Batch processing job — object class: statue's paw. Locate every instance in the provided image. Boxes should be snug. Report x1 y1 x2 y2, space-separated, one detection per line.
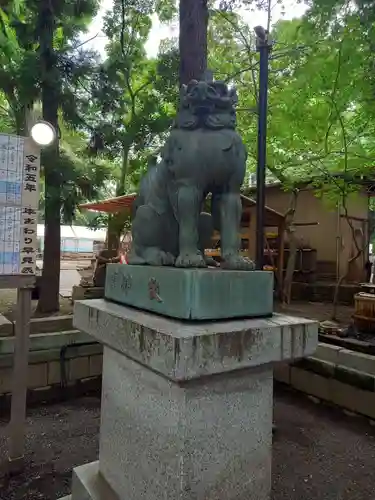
162 252 176 266
175 252 207 268
221 255 255 271
204 256 220 268
127 252 146 265
135 248 174 266
149 250 175 266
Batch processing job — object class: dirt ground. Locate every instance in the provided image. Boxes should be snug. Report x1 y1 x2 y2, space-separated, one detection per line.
0 289 73 321
0 387 374 500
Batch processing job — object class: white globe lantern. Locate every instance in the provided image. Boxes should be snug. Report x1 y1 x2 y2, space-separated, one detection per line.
30 120 56 147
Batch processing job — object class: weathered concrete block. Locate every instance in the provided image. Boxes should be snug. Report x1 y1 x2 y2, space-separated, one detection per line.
69 357 90 381
290 366 330 401
72 286 104 303
30 315 73 335
314 343 342 364
48 360 61 385
58 463 118 500
0 330 92 355
0 367 12 393
28 363 48 389
105 264 274 320
0 362 48 394
73 299 318 381
297 357 335 378
99 349 273 500
89 354 103 377
329 379 375 419
0 314 13 337
337 349 375 376
70 462 118 500
67 299 318 500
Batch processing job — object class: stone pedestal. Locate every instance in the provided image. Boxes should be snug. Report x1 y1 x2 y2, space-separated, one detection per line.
60 298 318 500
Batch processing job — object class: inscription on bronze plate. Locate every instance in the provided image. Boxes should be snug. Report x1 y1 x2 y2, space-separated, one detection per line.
109 270 119 289
148 278 162 302
120 273 132 294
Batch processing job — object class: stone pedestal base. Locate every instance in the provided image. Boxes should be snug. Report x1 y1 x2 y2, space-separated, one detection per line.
67 461 118 500
100 350 273 500
105 264 274 320
61 299 318 500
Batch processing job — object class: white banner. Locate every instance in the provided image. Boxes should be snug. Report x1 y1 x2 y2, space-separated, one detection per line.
0 134 40 275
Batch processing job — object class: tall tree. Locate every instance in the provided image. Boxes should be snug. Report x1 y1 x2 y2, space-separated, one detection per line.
177 0 273 85
38 122 112 226
81 0 176 246
0 0 102 312
207 11 375 189
179 0 209 84
36 0 100 312
38 0 61 312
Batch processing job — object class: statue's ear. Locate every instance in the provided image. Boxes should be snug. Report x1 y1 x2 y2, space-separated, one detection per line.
214 81 227 95
229 87 238 105
186 80 199 93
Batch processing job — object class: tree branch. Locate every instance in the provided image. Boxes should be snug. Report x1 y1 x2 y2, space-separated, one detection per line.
74 33 99 50
215 9 259 102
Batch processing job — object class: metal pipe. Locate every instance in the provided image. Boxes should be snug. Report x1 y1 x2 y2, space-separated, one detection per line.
255 27 272 270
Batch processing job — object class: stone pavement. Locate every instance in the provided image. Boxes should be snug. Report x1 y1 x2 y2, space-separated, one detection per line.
0 387 374 499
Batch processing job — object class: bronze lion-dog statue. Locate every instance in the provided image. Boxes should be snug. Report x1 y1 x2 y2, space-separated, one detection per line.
128 77 254 271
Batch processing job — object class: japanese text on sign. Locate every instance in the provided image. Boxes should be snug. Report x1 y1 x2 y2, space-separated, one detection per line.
0 134 40 275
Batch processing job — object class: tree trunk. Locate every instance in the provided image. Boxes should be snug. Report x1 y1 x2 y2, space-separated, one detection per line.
179 0 209 85
14 104 33 137
106 146 130 251
117 146 129 196
36 2 61 313
15 108 26 137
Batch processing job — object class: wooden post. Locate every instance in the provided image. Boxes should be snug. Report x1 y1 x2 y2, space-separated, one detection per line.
247 209 252 257
7 286 32 472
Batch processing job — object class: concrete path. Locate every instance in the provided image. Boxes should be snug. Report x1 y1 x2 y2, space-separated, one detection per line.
36 260 88 297
58 270 81 297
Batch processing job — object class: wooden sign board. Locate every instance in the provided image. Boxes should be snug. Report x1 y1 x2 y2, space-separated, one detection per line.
0 134 40 276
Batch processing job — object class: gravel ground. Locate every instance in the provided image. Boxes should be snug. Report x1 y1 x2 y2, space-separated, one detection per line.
1 387 374 500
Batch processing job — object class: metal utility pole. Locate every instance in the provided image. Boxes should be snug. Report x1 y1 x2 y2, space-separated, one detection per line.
254 26 272 270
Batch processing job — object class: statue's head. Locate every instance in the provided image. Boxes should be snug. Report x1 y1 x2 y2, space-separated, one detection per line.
180 79 237 116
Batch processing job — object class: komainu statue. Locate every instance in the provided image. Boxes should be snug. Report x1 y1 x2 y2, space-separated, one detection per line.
128 77 254 271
